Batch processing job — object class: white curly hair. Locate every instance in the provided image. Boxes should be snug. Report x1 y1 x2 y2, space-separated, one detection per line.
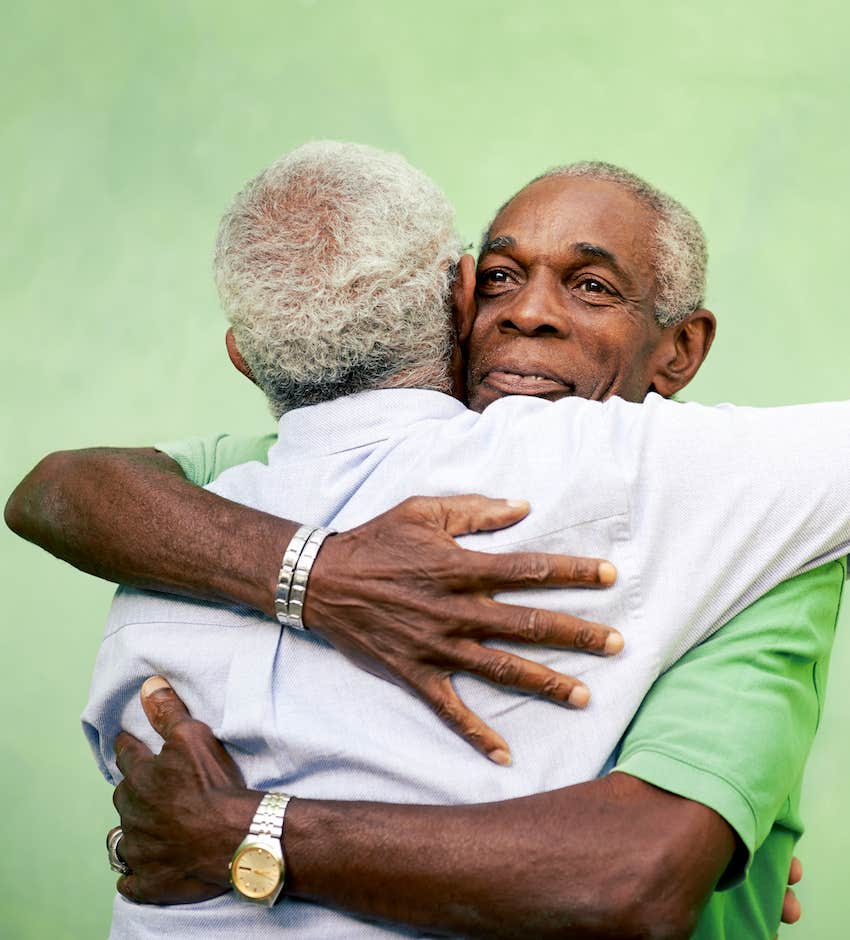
482 161 707 328
215 141 462 417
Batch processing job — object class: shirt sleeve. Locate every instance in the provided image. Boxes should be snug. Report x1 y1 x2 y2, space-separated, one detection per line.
155 432 277 486
615 558 845 886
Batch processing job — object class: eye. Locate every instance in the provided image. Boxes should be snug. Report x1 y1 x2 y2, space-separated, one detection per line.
572 275 618 305
578 277 610 294
476 267 518 296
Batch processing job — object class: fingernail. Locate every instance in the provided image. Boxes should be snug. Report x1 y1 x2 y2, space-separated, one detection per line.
604 631 624 655
488 748 512 766
598 562 617 585
568 685 590 708
140 676 171 699
505 499 529 511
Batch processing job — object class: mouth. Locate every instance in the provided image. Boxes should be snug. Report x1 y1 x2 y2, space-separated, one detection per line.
481 370 575 398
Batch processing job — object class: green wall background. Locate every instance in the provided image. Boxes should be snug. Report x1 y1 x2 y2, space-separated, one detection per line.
2 2 848 936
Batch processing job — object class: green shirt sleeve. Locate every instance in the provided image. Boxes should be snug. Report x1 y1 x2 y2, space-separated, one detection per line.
155 432 278 485
615 559 844 892
617 561 844 940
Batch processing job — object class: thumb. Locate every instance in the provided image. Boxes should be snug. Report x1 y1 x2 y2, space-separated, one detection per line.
140 676 193 740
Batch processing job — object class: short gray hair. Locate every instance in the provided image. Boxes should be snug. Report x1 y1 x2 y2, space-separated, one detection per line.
482 161 707 327
215 141 462 417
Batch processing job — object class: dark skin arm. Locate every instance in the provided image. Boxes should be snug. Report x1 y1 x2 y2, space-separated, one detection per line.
5 446 621 762
5 448 285 613
114 679 735 940
283 783 728 940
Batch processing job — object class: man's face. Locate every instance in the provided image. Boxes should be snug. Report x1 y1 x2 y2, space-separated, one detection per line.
466 176 669 412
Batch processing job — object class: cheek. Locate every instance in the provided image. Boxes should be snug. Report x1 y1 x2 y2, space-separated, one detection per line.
466 316 496 372
575 326 652 396
607 334 658 397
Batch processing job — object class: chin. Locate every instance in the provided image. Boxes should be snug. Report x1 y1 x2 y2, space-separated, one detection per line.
466 387 494 414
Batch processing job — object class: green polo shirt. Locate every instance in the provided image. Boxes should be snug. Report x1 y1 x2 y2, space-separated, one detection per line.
157 432 844 940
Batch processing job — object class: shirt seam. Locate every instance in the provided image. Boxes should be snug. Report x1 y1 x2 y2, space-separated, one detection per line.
103 616 266 640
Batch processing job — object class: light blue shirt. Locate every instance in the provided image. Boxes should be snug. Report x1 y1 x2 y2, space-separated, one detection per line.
83 389 850 938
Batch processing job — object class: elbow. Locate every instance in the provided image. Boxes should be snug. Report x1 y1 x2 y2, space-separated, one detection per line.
475 853 700 940
4 485 24 536
600 860 701 940
4 474 34 538
561 854 700 940
5 450 75 540
544 896 695 940
610 899 697 940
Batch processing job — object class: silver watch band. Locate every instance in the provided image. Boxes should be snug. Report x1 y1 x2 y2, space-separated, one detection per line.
249 792 291 840
274 525 335 631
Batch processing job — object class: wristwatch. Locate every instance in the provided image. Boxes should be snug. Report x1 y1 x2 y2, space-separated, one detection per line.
229 792 291 906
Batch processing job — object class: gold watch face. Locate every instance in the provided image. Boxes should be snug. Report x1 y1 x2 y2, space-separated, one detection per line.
231 844 283 900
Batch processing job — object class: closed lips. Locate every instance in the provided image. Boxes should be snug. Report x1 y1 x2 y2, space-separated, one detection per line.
483 370 574 396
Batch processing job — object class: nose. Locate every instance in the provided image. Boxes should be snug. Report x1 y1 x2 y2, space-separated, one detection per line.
498 275 569 337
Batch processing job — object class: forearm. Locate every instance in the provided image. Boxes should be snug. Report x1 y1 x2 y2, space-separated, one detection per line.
4 448 291 616
215 775 734 939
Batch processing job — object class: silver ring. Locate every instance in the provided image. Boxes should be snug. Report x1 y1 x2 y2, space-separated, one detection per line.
107 825 132 876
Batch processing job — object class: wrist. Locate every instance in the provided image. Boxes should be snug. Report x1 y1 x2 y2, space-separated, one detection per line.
259 521 301 619
200 789 266 887
275 797 325 898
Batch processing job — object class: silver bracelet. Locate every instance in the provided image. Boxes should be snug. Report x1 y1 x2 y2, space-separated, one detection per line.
274 525 334 630
274 525 314 625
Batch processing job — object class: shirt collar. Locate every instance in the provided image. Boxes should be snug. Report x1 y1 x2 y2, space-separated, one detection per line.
270 388 467 458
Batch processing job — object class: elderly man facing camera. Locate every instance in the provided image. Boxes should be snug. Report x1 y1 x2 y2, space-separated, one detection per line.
8 144 847 939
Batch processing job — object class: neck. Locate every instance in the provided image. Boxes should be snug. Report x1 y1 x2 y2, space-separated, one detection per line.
379 362 458 401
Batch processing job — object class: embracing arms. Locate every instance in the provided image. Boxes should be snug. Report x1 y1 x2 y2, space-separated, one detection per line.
108 561 841 937
7 444 828 936
113 554 840 940
115 678 734 940
5 444 620 760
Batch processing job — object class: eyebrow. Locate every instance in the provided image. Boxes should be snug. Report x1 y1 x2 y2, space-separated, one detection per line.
573 242 631 284
480 235 517 255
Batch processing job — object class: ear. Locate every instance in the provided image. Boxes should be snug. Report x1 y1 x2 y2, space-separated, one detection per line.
225 328 257 384
449 254 477 402
451 254 477 343
649 309 716 398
